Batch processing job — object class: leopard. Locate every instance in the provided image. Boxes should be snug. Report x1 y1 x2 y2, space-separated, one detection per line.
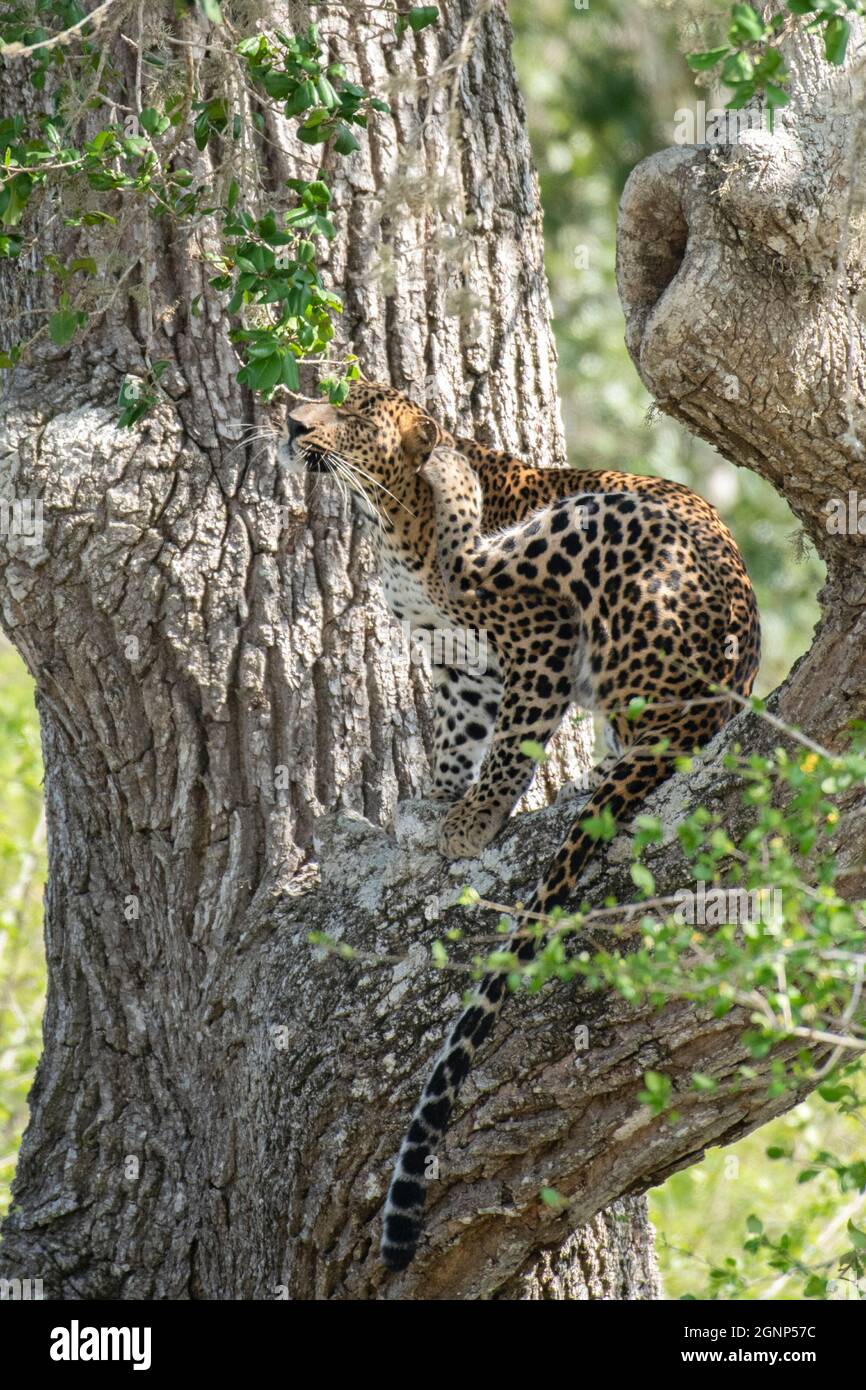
281 380 760 1273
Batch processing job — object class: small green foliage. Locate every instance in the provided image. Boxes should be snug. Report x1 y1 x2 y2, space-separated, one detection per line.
431 940 449 967
239 26 389 150
439 720 866 1303
630 862 655 898
520 738 548 764
117 361 168 429
47 301 86 346
396 7 440 37
687 2 863 110
456 886 480 907
639 1069 673 1115
0 11 397 420
579 806 617 841
540 1185 568 1209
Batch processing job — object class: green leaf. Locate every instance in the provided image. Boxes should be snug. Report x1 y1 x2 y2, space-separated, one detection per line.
824 16 850 66
78 211 117 227
297 122 333 146
804 1275 828 1298
285 80 318 116
397 5 440 35
116 375 155 428
722 51 754 83
847 1219 866 1249
280 353 300 390
138 107 168 136
728 4 766 43
316 76 340 109
630 862 655 897
726 80 757 109
764 82 790 108
540 1186 567 1209
327 378 350 405
817 1082 852 1102
687 46 731 71
520 739 548 765
581 807 616 841
456 886 480 907
254 353 284 396
197 0 223 24
333 124 360 155
48 308 86 346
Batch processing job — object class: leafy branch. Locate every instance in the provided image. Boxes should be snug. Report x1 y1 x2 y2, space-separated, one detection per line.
687 2 863 110
0 3 441 418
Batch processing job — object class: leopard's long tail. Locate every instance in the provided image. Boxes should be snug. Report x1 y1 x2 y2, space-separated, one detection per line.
380 747 674 1273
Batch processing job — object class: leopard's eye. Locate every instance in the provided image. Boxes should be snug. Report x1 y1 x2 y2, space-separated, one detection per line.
340 411 377 429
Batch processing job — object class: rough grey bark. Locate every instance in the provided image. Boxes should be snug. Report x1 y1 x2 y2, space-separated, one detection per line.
0 0 662 1300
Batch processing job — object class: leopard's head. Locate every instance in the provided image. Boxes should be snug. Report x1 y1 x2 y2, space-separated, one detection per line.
280 381 442 524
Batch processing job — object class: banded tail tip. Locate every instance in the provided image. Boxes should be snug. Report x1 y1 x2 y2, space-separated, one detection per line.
380 1208 422 1272
380 1238 418 1272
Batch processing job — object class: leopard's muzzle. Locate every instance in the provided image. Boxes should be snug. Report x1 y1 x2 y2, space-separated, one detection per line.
281 416 334 474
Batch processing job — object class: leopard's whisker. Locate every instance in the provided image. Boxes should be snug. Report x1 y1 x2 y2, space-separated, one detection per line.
224 430 280 458
337 452 415 519
329 453 385 530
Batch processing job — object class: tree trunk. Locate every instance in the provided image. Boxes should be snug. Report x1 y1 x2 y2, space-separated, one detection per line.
616 21 866 762
0 0 658 1299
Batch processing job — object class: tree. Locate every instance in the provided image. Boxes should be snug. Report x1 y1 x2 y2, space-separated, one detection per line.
0 0 658 1299
1 0 864 1303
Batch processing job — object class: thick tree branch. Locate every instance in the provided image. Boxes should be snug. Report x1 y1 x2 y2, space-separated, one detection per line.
246 702 841 1299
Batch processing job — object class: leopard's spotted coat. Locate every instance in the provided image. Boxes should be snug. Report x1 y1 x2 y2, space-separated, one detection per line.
282 382 760 1272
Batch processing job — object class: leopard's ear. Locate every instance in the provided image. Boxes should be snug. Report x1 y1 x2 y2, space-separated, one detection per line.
406 414 441 464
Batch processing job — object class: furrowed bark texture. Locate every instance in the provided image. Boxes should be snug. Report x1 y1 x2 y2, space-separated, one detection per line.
0 0 663 1301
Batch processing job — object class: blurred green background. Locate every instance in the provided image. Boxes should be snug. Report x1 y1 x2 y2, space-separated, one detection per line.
0 638 45 1223
0 0 859 1299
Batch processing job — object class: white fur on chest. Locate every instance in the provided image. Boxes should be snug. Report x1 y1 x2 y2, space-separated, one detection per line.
379 548 498 674
380 550 449 629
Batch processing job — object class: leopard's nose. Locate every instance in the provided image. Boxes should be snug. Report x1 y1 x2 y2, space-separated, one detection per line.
286 416 308 444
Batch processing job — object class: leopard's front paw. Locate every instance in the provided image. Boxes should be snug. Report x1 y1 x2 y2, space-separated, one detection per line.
429 767 476 803
427 782 457 802
437 797 506 860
